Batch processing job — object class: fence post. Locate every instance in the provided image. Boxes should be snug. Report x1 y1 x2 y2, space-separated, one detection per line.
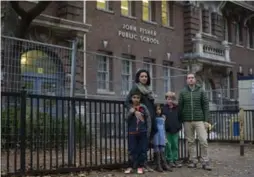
20 87 27 174
239 108 245 156
68 39 78 166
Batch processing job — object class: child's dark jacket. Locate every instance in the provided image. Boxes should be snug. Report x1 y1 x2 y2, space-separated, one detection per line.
162 104 182 134
126 104 151 137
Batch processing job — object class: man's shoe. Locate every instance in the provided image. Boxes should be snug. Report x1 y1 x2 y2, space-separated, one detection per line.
202 162 212 171
174 161 182 168
187 162 197 168
169 162 176 168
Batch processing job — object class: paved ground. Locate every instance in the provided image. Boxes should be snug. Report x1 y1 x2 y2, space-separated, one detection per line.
49 143 254 177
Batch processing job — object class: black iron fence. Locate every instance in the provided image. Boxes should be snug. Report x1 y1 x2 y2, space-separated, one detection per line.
2 90 254 176
1 91 190 176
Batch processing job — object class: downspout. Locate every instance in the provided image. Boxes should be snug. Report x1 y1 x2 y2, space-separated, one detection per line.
83 0 88 98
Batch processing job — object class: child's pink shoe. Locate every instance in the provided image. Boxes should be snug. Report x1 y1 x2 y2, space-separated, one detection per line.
137 167 144 174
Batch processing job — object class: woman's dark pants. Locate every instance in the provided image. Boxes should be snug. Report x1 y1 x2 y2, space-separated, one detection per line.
128 132 148 168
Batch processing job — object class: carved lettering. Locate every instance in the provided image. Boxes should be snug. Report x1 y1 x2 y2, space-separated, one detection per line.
118 24 159 45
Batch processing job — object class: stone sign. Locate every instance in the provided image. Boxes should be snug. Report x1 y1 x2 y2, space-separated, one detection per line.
118 24 159 45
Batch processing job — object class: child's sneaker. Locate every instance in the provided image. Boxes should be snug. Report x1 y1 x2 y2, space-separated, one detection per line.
137 168 144 174
124 167 133 174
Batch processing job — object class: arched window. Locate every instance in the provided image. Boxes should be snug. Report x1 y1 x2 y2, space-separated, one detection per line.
21 50 60 75
20 50 64 95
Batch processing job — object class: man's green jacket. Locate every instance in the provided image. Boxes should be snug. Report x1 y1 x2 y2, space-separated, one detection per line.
178 84 209 122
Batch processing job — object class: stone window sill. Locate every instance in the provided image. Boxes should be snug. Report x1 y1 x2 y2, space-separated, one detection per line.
142 20 157 26
96 8 115 15
121 15 137 21
161 25 174 31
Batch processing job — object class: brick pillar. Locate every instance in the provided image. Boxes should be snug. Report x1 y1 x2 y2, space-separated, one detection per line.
202 9 210 33
56 1 83 21
183 4 200 53
211 12 224 39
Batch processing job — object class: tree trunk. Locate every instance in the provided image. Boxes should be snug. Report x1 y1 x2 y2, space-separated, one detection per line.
2 2 22 92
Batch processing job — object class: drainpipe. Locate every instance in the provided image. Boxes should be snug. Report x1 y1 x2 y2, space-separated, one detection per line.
83 1 88 98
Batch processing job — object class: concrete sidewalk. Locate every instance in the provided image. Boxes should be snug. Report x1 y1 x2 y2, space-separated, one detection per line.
53 143 254 177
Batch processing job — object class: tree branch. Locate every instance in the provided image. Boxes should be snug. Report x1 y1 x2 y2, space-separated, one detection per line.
10 1 27 19
27 1 52 22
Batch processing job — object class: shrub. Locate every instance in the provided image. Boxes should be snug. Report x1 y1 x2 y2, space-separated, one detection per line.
1 106 90 149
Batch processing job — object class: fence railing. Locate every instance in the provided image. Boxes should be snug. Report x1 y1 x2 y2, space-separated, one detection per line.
1 90 192 176
208 110 254 142
2 90 254 176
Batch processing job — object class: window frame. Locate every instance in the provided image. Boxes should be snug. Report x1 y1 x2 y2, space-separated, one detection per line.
121 54 133 95
142 0 155 22
143 58 154 91
96 53 112 93
225 18 233 43
161 0 174 27
96 0 110 11
121 0 133 17
247 26 254 49
202 80 213 102
235 22 243 46
163 65 171 93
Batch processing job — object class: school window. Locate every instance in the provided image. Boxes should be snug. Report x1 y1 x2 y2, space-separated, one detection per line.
142 0 156 22
235 23 243 45
247 27 254 48
163 65 171 93
97 53 113 92
202 80 213 102
143 58 155 92
121 54 134 94
161 0 174 27
226 19 233 43
96 0 111 11
121 0 135 17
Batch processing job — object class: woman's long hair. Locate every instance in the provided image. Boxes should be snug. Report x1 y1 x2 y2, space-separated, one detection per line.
134 69 151 86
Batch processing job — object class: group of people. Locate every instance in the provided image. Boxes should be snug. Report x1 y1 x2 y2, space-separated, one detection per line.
124 69 212 174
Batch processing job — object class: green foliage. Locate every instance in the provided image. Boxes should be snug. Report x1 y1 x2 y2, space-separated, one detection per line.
1 106 90 149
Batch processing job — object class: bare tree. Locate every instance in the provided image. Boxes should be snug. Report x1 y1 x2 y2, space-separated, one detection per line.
1 1 52 92
2 1 51 38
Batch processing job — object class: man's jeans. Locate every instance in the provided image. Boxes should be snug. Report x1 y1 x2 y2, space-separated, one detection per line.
184 121 209 163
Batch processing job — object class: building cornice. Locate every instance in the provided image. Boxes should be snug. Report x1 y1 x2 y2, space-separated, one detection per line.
32 14 91 34
230 1 254 12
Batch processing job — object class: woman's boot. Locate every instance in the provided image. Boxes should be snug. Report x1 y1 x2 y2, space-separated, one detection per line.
155 152 163 172
153 152 157 165
160 151 172 172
